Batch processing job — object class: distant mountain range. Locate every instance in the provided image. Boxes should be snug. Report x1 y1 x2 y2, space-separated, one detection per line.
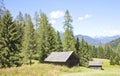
59 32 120 45
75 35 120 45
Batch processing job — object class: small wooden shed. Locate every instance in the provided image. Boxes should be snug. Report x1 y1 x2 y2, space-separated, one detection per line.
89 61 103 70
44 51 79 67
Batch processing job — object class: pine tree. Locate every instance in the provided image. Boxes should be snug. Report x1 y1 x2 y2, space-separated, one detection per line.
62 28 76 51
104 44 112 59
63 10 73 30
0 10 22 68
110 43 120 65
110 50 120 65
37 13 48 62
34 11 39 29
97 45 104 58
15 12 25 50
21 14 37 65
114 54 120 65
45 25 57 53
88 45 94 59
75 37 80 54
79 38 91 67
16 12 24 24
37 13 56 62
62 10 76 51
56 31 63 51
117 43 120 56
91 45 97 58
110 52 115 65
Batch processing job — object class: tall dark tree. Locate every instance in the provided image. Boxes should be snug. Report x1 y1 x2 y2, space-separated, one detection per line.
24 13 30 24
88 45 94 58
97 45 104 58
56 31 63 51
47 25 57 53
79 38 91 67
117 43 120 56
91 45 97 58
63 10 73 30
37 13 56 62
37 13 48 62
21 14 37 65
62 10 76 51
34 11 39 29
110 50 120 65
111 43 120 65
0 11 22 68
16 12 24 25
15 12 25 50
104 44 112 59
62 28 76 51
75 37 80 54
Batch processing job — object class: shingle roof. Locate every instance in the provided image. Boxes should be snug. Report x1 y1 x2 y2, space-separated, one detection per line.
44 51 73 62
89 61 102 66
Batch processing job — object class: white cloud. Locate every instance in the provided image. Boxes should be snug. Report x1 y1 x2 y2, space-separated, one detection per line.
78 14 92 21
85 14 92 18
49 20 56 25
50 10 64 19
78 17 84 21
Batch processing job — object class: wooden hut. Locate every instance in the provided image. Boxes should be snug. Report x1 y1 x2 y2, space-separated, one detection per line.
89 61 103 70
44 51 79 67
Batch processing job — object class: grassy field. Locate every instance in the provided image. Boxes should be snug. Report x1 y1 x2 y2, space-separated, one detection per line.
0 58 120 76
60 58 120 76
0 62 81 76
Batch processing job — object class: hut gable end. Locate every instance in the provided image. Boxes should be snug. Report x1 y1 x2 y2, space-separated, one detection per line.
89 61 103 70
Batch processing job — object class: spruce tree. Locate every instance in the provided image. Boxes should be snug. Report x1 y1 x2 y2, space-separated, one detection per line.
110 53 114 65
15 12 25 29
97 45 104 58
63 10 73 30
62 10 76 51
56 31 63 51
110 43 120 65
91 45 97 58
37 13 56 62
79 38 91 67
88 45 94 59
45 25 57 53
37 13 48 62
75 37 80 54
15 12 25 51
62 28 76 51
16 12 24 24
0 10 22 68
110 50 120 65
104 44 112 59
34 11 39 29
117 43 120 56
21 14 36 65
114 54 120 65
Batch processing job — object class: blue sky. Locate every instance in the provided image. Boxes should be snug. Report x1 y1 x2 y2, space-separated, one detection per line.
4 0 120 37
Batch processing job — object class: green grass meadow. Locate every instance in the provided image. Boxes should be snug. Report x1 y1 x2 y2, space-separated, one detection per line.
0 58 120 76
60 58 120 76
